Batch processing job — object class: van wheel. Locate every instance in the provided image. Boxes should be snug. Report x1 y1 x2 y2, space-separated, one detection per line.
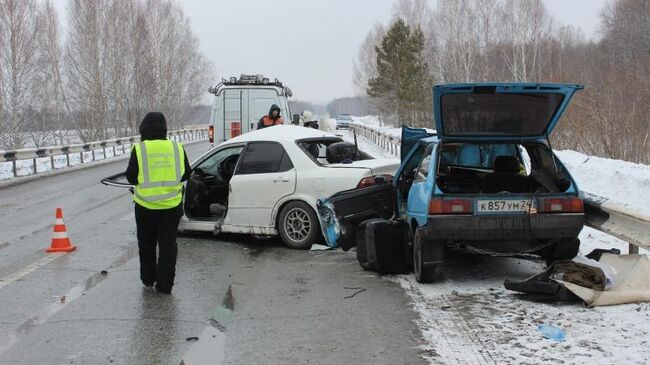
278 201 320 250
413 229 436 283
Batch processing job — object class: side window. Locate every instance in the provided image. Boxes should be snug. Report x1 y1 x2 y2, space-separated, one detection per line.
414 145 434 182
194 146 243 177
236 141 294 175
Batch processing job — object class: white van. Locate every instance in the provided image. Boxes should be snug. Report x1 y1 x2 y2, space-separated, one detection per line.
207 74 294 143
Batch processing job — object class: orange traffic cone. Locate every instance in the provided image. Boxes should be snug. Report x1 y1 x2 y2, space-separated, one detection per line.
47 208 77 253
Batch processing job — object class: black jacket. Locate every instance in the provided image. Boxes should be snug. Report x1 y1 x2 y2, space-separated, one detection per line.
126 112 191 185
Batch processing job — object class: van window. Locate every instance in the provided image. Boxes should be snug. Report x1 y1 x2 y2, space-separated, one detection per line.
236 142 293 175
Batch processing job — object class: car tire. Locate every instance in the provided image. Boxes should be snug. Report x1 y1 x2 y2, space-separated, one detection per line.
413 229 436 283
278 201 320 250
543 238 580 267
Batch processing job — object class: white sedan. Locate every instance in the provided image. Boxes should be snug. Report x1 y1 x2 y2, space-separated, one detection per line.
179 125 398 249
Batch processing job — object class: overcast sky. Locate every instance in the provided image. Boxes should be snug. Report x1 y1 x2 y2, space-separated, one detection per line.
53 0 607 105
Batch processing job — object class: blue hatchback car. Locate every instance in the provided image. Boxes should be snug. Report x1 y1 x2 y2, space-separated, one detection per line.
327 83 586 283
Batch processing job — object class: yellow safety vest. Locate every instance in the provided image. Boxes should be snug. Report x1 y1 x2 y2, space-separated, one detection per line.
133 140 185 210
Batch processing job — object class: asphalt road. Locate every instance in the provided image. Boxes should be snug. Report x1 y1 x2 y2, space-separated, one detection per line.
0 141 425 364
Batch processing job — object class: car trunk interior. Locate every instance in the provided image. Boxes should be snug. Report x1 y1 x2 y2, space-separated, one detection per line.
435 141 572 194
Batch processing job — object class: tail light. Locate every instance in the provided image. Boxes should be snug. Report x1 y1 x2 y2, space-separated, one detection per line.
208 125 214 144
357 174 393 189
540 197 583 213
429 198 473 215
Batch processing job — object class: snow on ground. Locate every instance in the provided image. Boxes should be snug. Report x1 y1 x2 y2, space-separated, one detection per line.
347 116 650 364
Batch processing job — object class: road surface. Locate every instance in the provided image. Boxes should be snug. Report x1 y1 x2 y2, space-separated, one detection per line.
0 141 424 364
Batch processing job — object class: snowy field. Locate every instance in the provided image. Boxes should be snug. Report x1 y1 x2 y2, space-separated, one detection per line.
340 117 650 365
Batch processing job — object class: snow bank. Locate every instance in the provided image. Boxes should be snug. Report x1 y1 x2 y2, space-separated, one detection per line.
556 150 650 217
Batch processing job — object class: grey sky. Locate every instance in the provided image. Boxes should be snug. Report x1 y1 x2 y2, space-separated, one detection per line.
53 0 607 105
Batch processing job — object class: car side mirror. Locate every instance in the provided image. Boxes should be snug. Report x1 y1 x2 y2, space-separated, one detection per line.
292 114 300 125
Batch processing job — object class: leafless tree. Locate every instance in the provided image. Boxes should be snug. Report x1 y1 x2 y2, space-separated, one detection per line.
0 0 41 149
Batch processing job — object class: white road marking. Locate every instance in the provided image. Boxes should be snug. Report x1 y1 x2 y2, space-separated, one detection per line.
0 254 62 290
119 212 134 221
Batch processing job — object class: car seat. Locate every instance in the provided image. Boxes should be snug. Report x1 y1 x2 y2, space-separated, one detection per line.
483 155 530 193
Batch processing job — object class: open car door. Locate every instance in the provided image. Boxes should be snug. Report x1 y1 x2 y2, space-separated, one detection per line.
401 126 434 161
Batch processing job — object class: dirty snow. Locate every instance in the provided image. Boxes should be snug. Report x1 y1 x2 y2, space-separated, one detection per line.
345 116 650 364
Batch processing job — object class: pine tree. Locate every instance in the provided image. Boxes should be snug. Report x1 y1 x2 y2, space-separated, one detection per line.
367 18 431 126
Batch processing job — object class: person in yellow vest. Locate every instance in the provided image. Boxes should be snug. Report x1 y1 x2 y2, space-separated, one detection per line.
125 112 191 294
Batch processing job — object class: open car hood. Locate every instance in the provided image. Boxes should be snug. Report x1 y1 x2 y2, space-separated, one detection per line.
434 83 584 141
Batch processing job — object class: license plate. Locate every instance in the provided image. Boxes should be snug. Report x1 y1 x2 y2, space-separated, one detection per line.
477 199 534 213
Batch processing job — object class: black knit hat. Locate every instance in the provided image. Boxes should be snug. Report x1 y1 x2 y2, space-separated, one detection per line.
139 112 167 140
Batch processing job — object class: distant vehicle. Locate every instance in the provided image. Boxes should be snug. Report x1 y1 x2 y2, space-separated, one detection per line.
328 83 586 283
335 114 353 129
207 74 294 144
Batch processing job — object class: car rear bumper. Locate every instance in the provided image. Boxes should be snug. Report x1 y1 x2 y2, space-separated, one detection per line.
423 213 584 242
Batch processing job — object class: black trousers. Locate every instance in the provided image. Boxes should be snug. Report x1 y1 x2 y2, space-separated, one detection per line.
135 203 183 292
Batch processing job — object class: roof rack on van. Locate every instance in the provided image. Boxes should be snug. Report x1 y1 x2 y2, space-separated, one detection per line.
208 74 292 97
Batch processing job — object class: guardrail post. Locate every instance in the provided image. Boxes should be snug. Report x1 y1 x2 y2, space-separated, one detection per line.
12 160 17 177
32 158 37 174
102 147 106 159
66 153 70 166
50 156 55 170
112 146 116 157
92 150 96 161
80 151 84 164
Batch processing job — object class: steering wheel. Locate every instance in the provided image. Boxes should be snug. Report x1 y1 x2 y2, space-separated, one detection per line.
218 154 239 180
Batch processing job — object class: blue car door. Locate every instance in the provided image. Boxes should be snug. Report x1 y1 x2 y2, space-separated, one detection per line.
406 144 435 227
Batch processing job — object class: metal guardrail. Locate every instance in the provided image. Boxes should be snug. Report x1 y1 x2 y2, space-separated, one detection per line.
351 123 401 157
351 121 650 253
1 126 208 177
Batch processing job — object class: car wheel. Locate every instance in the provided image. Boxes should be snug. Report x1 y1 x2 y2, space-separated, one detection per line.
278 201 320 250
543 238 580 267
413 229 436 283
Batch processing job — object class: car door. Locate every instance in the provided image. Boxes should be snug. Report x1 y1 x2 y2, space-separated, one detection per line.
183 144 244 220
407 144 435 227
225 141 296 228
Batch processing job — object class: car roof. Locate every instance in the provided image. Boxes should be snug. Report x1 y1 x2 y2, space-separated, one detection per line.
222 125 340 145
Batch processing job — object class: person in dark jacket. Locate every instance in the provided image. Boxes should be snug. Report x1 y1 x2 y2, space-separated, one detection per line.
125 112 191 294
257 104 284 129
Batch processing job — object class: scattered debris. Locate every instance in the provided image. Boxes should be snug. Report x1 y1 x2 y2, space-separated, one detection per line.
186 337 199 342
60 296 66 304
100 270 108 276
538 324 566 342
309 244 332 251
344 287 367 299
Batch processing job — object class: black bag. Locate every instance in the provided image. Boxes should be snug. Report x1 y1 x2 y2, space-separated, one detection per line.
356 219 410 274
326 142 358 163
